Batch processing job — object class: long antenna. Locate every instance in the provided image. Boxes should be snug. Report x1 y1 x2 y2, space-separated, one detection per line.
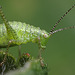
50 26 75 35
50 4 75 34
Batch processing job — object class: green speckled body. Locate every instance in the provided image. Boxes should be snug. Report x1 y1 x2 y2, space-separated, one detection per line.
0 21 50 48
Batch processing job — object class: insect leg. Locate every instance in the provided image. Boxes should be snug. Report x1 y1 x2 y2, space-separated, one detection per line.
38 37 44 67
0 6 18 41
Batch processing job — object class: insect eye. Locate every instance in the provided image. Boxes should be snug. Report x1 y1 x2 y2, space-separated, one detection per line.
44 34 48 38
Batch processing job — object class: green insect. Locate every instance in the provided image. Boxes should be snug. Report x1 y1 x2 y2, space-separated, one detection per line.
0 4 75 66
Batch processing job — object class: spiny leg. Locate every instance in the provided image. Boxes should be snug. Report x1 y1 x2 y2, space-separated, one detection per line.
0 6 18 44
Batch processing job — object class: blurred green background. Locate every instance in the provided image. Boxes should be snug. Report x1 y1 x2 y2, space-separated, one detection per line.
0 0 75 75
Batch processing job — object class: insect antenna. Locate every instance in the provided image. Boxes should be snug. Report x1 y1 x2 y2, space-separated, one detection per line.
50 26 75 35
50 4 75 34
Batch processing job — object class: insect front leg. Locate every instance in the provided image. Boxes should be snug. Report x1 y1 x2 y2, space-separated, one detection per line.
38 37 44 67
